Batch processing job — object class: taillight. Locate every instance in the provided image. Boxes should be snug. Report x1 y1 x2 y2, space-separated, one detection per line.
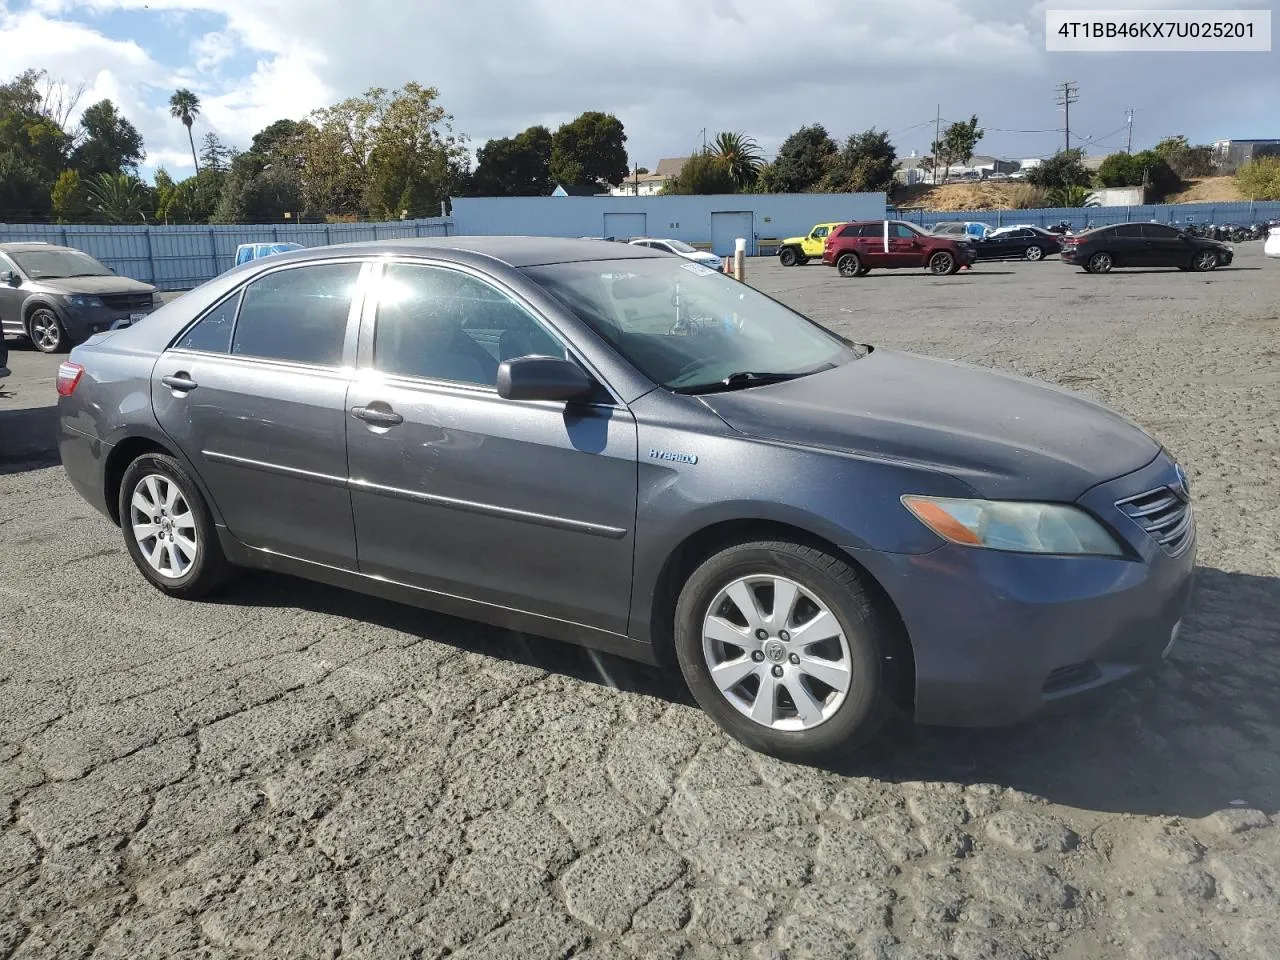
56 361 84 397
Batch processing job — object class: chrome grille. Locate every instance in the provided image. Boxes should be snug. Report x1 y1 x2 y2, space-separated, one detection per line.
1115 486 1194 556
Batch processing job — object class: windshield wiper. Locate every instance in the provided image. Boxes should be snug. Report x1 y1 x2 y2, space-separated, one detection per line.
675 370 809 395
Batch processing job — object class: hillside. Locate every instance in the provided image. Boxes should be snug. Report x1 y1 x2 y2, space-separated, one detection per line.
895 176 1245 211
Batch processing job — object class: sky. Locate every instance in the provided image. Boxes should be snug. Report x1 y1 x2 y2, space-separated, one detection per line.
1 0 1276 183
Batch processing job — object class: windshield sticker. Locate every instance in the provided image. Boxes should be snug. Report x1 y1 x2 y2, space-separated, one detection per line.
681 262 716 278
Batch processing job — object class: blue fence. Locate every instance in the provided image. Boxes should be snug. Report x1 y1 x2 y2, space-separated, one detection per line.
902 201 1280 232
0 218 453 291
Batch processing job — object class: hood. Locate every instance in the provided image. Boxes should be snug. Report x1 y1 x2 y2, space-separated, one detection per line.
699 348 1160 501
36 276 156 295
693 252 722 263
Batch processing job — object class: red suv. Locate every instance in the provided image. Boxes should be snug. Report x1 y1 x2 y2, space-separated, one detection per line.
822 220 976 277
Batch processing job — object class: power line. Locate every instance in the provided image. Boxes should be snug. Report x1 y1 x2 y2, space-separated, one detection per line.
1055 81 1079 152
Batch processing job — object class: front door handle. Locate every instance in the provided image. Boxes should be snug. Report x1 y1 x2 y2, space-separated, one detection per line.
351 405 404 427
162 373 198 391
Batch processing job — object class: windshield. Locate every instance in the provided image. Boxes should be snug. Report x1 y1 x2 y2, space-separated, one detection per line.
664 240 698 253
522 258 858 391
11 249 112 280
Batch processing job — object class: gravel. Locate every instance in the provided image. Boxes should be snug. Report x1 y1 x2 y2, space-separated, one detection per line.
1 246 1278 958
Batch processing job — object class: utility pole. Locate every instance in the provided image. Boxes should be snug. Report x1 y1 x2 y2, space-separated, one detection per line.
932 104 941 184
1126 107 1134 153
1056 81 1079 152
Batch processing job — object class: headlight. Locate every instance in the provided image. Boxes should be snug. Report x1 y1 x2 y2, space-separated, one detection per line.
65 294 104 308
901 495 1125 556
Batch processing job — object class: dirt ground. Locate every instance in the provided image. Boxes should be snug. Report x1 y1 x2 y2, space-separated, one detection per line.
1 244 1278 959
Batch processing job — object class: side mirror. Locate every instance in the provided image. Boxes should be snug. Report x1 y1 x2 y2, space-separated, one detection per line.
497 355 595 403
0 271 18 286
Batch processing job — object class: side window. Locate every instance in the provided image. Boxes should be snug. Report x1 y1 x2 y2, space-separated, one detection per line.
1142 224 1179 239
374 264 567 387
812 226 828 238
175 291 240 353
891 224 916 239
231 263 360 366
1114 225 1144 239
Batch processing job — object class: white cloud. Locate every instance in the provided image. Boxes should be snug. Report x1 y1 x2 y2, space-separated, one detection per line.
4 0 1277 182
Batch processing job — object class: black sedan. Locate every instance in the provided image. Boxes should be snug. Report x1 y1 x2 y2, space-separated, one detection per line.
1062 222 1233 273
969 226 1062 262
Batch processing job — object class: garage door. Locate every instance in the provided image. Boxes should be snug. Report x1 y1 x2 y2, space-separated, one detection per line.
711 211 754 257
603 212 646 241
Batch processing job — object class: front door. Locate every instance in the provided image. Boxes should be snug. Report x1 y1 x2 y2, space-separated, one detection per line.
0 253 25 337
1111 224 1152 266
344 260 639 634
802 226 830 258
151 260 368 569
887 223 927 266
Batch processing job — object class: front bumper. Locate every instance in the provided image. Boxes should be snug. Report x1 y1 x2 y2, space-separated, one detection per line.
846 452 1197 727
56 301 155 342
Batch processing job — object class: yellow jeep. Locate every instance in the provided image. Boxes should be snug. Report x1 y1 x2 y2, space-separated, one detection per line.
777 222 841 266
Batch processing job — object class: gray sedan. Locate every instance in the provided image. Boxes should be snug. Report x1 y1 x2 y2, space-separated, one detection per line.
57 238 1196 759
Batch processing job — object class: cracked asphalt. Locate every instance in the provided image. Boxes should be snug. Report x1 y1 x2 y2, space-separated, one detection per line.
1 245 1279 959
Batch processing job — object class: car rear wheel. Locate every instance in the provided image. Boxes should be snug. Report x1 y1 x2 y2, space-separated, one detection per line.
1191 249 1219 272
779 247 799 267
929 251 957 275
837 253 863 277
27 308 68 354
1024 245 1045 261
1087 251 1114 274
673 540 890 760
119 453 232 599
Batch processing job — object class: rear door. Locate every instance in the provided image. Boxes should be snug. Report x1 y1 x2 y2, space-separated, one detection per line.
1110 224 1149 266
152 259 369 569
1140 223 1189 267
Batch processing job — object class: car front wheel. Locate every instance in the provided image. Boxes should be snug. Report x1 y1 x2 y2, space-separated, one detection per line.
837 253 863 277
779 247 799 267
1191 249 1219 272
27 307 68 353
119 453 233 598
929 251 957 275
674 540 890 760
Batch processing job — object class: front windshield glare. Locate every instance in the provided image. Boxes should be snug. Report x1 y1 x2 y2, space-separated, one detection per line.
12 250 112 279
522 258 856 390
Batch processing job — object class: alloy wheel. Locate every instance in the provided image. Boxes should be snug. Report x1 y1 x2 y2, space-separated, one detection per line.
1025 245 1044 261
837 255 861 278
1193 250 1218 271
130 474 199 579
701 574 853 731
1089 252 1113 274
29 310 63 353
930 253 955 275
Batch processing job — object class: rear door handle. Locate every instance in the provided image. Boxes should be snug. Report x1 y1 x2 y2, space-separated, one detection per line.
351 405 404 427
162 373 198 391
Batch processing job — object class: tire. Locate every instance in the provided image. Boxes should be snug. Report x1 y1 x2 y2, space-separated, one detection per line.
779 247 799 267
1024 245 1044 262
836 253 862 278
1191 249 1219 272
798 256 810 266
673 540 890 760
928 251 956 275
27 307 68 354
855 266 870 277
1087 251 1114 274
119 453 232 599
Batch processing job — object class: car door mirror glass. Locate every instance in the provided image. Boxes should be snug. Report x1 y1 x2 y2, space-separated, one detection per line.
0 271 18 286
497 356 594 403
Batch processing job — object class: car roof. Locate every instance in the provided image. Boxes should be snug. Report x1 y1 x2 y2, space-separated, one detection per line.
320 235 667 268
0 242 72 253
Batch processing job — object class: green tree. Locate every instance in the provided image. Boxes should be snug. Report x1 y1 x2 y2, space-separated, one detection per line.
711 131 763 190
1026 149 1092 192
199 132 232 173
0 70 73 186
1152 135 1217 178
1096 149 1180 197
549 111 627 187
168 88 201 173
0 154 52 221
930 115 984 183
51 168 89 222
86 172 152 223
821 128 897 194
158 168 225 223
213 153 305 223
1050 184 1091 207
70 99 145 177
471 125 553 196
1235 157 1280 200
661 148 735 195
250 118 314 169
769 124 837 192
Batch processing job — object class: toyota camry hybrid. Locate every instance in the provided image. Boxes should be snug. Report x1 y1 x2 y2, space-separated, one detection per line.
57 238 1196 760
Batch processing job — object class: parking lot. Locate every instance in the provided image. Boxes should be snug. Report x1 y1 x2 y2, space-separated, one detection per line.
2 246 1278 960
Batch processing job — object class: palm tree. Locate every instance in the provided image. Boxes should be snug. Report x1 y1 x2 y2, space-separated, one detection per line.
169 88 201 174
87 173 151 223
711 131 764 190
